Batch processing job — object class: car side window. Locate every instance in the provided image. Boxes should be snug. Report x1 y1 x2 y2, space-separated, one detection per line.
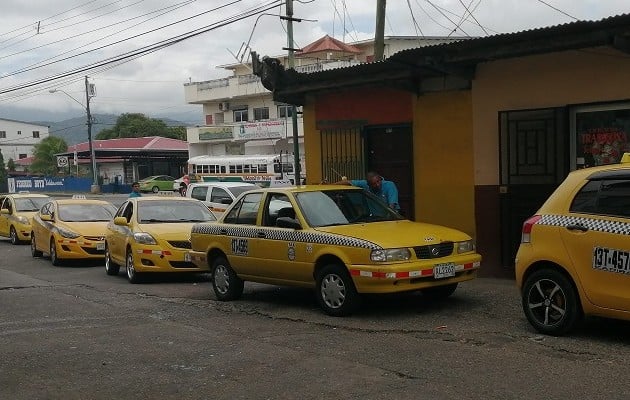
190 186 208 201
570 180 600 214
0 197 7 212
210 187 231 203
571 179 630 218
115 202 133 223
4 198 13 213
41 202 52 216
262 193 293 227
223 193 261 225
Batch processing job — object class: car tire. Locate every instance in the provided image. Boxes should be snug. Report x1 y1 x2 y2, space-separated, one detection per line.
315 264 361 317
522 268 582 336
31 232 42 257
126 249 142 284
9 226 20 245
420 283 458 300
50 238 62 266
211 256 244 301
105 244 120 276
151 186 159 193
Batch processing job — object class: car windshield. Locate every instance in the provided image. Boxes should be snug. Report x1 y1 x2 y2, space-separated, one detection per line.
138 200 217 223
295 189 403 227
58 204 117 222
15 197 49 212
227 186 255 197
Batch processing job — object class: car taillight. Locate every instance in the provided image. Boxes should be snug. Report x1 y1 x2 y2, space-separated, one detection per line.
521 215 542 243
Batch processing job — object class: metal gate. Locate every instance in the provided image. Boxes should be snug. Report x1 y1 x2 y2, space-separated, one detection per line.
320 128 365 182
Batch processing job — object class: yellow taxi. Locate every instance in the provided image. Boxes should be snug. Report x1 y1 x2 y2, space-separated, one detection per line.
188 185 482 316
516 153 630 335
104 196 217 283
0 193 50 244
30 197 117 266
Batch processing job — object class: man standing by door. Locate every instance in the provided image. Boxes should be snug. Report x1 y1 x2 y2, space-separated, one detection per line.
333 171 401 213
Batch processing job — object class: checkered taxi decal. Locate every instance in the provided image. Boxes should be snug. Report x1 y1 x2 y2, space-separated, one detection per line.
191 223 381 250
538 215 630 235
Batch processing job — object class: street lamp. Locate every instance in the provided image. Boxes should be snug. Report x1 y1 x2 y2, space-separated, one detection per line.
49 76 99 193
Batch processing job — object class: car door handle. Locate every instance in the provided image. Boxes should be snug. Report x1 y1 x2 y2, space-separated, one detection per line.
219 229 227 235
257 231 266 238
566 224 588 232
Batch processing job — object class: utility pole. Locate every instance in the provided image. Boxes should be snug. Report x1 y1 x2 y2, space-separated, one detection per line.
285 0 302 185
374 0 386 61
85 76 99 193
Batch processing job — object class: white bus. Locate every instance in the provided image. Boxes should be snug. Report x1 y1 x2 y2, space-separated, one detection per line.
185 154 304 189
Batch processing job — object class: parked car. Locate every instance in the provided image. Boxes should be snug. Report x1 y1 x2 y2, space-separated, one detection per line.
30 197 117 266
516 153 630 335
188 185 481 316
138 175 176 193
185 182 257 217
0 193 50 244
104 197 217 283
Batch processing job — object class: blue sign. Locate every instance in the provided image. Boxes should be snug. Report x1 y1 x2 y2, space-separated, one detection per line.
8 176 92 193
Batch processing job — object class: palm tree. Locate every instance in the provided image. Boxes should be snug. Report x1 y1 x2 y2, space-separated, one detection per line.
31 136 68 176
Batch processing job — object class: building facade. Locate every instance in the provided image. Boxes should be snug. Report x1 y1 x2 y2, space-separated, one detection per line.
0 118 49 163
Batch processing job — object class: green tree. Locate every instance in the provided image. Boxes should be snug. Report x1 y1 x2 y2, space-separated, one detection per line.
6 158 16 172
31 136 68 176
96 113 185 140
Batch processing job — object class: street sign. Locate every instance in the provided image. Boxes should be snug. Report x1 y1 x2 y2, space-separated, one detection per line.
56 156 69 167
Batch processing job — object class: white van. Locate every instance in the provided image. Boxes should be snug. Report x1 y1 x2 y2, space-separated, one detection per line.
185 182 257 216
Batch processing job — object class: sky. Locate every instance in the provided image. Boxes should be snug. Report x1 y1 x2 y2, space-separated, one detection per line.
0 0 628 124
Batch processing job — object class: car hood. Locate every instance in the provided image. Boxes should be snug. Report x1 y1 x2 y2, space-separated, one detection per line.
16 211 38 221
63 221 111 236
138 223 195 240
314 220 471 248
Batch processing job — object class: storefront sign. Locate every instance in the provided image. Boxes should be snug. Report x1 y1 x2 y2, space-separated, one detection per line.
199 126 234 141
576 108 630 167
236 121 285 140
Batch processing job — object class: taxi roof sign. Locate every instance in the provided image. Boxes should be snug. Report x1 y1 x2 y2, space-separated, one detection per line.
621 152 630 164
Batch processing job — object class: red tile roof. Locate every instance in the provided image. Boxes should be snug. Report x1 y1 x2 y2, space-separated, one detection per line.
67 136 188 152
298 35 361 56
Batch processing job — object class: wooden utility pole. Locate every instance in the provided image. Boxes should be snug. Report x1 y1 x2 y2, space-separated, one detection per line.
374 0 386 61
285 0 302 184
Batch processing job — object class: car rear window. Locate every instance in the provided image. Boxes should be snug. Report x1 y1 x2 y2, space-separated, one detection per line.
570 179 630 218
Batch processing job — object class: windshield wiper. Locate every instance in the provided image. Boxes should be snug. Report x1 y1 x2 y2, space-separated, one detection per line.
141 219 172 223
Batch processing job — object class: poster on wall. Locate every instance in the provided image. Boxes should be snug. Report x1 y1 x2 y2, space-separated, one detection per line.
576 108 630 168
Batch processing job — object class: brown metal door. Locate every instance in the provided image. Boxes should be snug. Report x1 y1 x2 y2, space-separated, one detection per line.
499 108 567 267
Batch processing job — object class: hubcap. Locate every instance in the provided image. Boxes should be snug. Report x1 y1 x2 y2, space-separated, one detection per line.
127 253 135 278
50 242 56 260
214 265 229 295
31 236 36 253
527 278 567 326
10 228 16 243
105 250 111 270
320 273 346 309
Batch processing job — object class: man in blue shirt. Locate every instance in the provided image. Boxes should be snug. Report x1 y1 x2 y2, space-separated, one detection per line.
129 182 142 198
334 171 400 212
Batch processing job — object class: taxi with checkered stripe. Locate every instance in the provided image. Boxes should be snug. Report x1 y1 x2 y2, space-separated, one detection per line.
516 153 630 335
30 197 117 265
188 185 481 316
0 193 50 244
104 196 217 283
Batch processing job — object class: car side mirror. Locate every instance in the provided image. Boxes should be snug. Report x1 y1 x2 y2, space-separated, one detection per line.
40 214 53 222
0 208 9 215
113 216 129 226
276 217 301 230
219 198 233 205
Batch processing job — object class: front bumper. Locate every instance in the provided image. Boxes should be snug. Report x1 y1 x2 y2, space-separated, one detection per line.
14 222 33 241
133 246 210 273
55 237 106 259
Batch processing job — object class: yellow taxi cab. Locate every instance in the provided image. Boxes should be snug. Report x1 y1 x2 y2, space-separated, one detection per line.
0 193 50 244
188 185 482 316
30 197 117 266
516 153 630 335
104 196 217 283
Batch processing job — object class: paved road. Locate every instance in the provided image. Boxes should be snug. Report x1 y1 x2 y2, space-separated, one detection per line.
2 236 630 399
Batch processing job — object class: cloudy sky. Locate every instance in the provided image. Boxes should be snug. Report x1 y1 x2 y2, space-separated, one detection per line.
0 0 628 123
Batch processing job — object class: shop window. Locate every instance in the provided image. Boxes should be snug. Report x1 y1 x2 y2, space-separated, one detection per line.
278 105 292 118
573 105 630 168
234 109 248 122
32 131 40 138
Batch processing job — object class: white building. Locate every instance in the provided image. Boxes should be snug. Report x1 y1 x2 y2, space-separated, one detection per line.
0 118 49 163
183 36 467 168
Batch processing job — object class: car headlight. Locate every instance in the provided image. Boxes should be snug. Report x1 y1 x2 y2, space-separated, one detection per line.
56 227 80 239
15 215 29 224
133 232 157 245
370 248 411 262
457 240 475 254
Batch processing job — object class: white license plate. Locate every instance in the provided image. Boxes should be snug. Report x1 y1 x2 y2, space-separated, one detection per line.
434 263 455 279
96 243 105 251
184 252 191 262
593 247 630 273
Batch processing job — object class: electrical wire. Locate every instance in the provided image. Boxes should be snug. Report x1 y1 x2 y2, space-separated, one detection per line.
424 0 471 37
535 0 578 21
406 0 425 38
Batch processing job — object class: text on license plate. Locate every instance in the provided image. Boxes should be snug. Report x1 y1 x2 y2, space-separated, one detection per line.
434 263 455 279
593 247 630 274
96 243 105 251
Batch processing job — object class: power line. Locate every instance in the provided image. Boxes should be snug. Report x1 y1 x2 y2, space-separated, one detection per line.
406 0 425 39
425 0 471 37
535 0 578 20
413 0 452 33
340 0 359 42
456 0 488 35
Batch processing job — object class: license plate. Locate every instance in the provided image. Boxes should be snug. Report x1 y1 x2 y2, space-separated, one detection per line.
434 262 455 279
184 252 191 262
593 247 630 274
96 243 105 251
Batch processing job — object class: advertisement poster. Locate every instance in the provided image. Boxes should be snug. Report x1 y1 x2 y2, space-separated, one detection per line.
236 120 285 140
576 108 630 168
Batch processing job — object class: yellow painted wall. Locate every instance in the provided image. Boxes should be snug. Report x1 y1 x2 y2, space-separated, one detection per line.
473 47 630 185
414 91 476 237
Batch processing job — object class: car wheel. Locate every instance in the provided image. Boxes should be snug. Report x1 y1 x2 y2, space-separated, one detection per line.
50 238 62 266
316 264 361 317
105 244 120 276
126 249 142 283
151 186 159 193
9 226 20 245
522 268 582 336
211 256 243 301
420 283 458 300
31 232 42 257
